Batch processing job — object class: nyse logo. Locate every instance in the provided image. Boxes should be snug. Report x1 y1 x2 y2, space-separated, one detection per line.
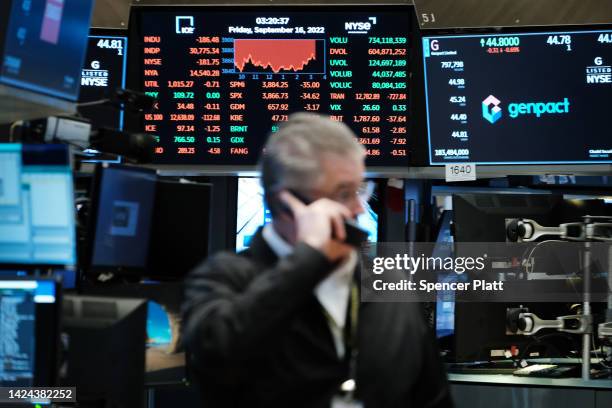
345 17 376 34
482 95 502 124
586 57 612 84
81 60 108 87
176 16 195 34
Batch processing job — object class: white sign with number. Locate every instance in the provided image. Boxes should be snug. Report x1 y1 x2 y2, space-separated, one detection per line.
445 163 476 182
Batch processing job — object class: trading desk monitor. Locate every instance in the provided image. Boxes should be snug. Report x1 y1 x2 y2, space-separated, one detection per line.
131 6 411 166
78 29 128 131
0 144 76 267
236 177 379 251
0 278 60 387
88 164 157 272
0 0 95 100
62 295 147 407
433 210 456 339
422 28 612 165
148 179 211 279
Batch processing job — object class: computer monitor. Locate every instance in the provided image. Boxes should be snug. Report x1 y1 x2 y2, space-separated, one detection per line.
0 278 61 388
147 300 172 347
433 210 456 339
235 178 272 251
449 193 611 362
129 5 412 167
421 27 612 165
78 28 128 131
78 281 187 385
147 179 212 279
61 294 147 408
0 0 95 101
0 143 76 267
235 177 379 251
88 164 157 272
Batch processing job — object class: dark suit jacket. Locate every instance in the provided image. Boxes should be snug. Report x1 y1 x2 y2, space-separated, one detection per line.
182 230 453 408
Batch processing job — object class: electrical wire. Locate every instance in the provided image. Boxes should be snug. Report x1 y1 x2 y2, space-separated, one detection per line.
9 120 22 142
520 239 584 300
592 334 612 369
76 98 111 107
523 240 566 274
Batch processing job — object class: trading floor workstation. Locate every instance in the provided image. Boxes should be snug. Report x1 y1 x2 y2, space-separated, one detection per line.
1 1 612 407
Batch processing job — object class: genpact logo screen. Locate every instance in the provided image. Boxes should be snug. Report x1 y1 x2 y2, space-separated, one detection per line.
422 28 612 165
507 98 570 119
481 95 502 124
481 95 570 123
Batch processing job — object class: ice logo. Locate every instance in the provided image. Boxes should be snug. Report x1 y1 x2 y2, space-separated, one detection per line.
176 16 195 34
482 95 502 124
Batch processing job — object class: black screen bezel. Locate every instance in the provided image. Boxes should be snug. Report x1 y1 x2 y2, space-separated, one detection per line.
85 163 157 276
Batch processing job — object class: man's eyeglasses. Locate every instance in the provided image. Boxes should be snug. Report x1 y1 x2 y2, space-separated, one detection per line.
327 181 374 207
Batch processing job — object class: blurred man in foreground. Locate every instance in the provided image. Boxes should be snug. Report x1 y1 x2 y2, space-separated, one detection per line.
183 113 453 408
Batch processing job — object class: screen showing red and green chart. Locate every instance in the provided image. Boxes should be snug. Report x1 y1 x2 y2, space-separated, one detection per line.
133 8 411 166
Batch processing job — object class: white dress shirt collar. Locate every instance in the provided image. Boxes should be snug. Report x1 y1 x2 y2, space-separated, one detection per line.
262 224 357 357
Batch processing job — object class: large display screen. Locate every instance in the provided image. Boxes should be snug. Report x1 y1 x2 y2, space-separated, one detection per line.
0 0 94 100
422 29 612 165
131 7 411 166
78 32 128 130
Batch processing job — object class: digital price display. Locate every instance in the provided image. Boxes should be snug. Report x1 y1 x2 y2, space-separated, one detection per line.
422 29 612 165
79 32 128 130
131 7 411 166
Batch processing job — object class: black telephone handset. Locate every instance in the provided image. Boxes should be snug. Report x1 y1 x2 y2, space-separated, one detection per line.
276 189 369 248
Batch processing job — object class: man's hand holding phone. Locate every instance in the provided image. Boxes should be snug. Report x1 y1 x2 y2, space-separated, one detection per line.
278 191 355 262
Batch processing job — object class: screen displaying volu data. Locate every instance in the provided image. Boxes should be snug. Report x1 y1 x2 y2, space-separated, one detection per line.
132 7 411 166
422 29 612 165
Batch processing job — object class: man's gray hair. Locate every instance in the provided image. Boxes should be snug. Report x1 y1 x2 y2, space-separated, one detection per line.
259 112 365 201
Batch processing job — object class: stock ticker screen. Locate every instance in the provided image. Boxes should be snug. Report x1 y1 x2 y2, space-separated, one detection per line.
132 7 411 166
78 33 128 130
423 29 612 165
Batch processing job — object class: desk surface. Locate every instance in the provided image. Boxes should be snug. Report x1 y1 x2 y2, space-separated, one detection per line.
449 373 612 389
